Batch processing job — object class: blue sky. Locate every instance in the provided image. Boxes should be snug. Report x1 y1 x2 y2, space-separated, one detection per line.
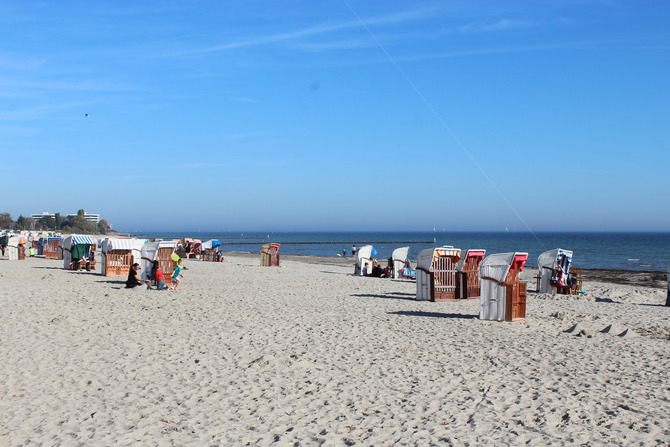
1 0 668 232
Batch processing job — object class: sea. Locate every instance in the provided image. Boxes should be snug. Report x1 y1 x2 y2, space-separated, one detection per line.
135 231 670 272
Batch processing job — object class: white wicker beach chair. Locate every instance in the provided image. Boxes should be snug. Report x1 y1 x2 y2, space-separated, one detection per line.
479 252 528 321
390 246 409 279
537 248 573 294
415 246 462 301
355 245 374 275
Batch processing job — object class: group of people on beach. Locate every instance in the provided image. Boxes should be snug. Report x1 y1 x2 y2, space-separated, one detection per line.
125 258 184 291
362 260 388 278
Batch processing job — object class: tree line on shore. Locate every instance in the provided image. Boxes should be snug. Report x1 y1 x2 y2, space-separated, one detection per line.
0 210 110 235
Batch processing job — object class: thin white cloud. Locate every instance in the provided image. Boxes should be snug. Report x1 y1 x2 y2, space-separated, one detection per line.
295 36 642 70
0 76 137 92
294 38 374 51
165 7 439 56
459 19 540 33
405 37 647 60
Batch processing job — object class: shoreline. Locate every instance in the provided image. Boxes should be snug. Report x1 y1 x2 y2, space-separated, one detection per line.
4 250 667 288
221 251 669 289
4 250 667 286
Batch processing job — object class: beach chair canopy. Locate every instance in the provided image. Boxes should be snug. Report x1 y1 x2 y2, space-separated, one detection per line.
391 246 409 263
537 248 573 293
538 248 573 272
417 246 461 272
141 240 177 261
102 238 146 253
102 238 133 252
356 245 374 261
480 252 528 283
455 249 486 272
183 238 202 248
390 246 409 279
61 236 72 250
69 235 95 247
140 240 178 279
8 236 26 246
202 239 221 250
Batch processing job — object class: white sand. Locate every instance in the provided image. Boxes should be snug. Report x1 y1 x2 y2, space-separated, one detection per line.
1 254 668 446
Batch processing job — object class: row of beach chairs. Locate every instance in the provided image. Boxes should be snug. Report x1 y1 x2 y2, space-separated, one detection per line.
353 244 585 322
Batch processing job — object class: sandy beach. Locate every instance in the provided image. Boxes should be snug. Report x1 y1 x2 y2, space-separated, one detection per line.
1 254 668 446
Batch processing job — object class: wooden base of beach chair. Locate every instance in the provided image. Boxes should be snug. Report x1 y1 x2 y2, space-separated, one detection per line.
425 271 458 301
455 272 481 299
104 252 132 276
77 260 96 271
505 282 527 321
432 290 458 302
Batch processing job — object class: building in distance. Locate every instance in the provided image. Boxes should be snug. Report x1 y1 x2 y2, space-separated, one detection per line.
31 211 100 223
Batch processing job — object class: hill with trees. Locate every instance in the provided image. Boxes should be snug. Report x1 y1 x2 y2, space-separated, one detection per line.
1 209 110 235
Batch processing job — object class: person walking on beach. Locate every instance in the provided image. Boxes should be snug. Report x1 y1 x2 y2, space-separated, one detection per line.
352 245 357 258
126 263 151 288
168 258 184 291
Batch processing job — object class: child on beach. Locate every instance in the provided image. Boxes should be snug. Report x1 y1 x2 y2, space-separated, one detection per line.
148 260 167 290
168 258 184 291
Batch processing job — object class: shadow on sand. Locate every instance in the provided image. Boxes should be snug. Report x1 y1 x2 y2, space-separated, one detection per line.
389 310 477 320
95 279 127 285
351 292 416 301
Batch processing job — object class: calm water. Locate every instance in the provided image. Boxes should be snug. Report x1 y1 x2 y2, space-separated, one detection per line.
137 231 670 272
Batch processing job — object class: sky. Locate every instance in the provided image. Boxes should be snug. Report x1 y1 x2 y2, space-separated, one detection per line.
1 0 669 232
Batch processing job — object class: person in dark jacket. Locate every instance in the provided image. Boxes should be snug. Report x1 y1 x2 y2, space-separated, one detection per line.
126 263 150 288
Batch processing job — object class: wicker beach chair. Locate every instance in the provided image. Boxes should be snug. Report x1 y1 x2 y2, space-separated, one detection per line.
101 238 146 276
479 252 528 321
260 243 281 266
7 236 27 261
389 246 410 279
416 246 462 301
455 249 486 299
537 248 573 294
140 241 178 283
354 245 374 275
